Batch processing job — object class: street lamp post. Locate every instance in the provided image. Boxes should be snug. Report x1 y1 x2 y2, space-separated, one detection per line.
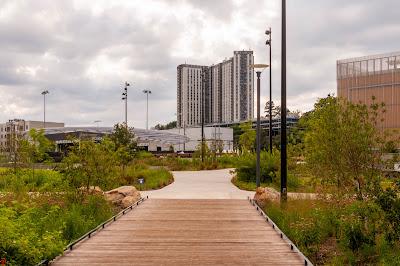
122 82 130 127
265 27 273 154
143 90 152 130
41 90 49 128
281 0 288 201
251 64 269 188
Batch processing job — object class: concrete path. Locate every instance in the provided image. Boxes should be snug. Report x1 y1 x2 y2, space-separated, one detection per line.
142 169 253 199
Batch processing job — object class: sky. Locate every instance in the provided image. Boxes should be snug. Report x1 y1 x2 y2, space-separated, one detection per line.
0 0 399 128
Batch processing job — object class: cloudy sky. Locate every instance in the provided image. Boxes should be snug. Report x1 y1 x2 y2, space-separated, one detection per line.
1 0 399 128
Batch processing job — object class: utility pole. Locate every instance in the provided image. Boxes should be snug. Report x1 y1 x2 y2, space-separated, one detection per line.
266 28 273 153
41 90 49 128
122 82 130 127
143 90 152 130
281 0 288 202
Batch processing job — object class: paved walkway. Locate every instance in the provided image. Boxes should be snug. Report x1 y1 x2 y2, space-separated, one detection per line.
53 199 304 266
142 169 254 199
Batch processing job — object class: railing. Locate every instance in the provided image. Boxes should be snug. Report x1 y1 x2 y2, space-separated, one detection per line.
247 197 313 266
36 196 148 266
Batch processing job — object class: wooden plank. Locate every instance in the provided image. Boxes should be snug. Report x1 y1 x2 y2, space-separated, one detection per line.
52 199 304 265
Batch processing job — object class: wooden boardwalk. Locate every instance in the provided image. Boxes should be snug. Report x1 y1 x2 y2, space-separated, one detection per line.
53 199 304 265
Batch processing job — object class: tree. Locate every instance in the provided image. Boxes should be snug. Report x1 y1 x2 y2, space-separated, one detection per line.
239 121 256 153
19 129 54 178
154 121 177 130
109 123 137 177
305 95 386 199
62 139 117 192
109 123 136 151
264 100 280 118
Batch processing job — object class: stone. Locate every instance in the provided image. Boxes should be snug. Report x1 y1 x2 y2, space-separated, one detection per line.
105 186 141 209
107 186 137 197
104 191 125 203
79 186 103 195
253 187 279 207
121 195 138 208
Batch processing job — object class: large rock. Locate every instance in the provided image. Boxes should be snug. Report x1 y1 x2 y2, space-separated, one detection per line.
105 186 141 209
79 186 103 195
253 187 280 207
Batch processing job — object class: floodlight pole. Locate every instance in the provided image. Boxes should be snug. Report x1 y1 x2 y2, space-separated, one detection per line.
122 82 130 127
41 90 49 128
281 0 288 202
266 27 273 153
143 90 152 130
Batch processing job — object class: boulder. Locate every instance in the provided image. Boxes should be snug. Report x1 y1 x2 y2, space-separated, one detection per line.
253 187 280 207
79 186 103 195
105 186 141 209
107 186 138 197
121 196 138 208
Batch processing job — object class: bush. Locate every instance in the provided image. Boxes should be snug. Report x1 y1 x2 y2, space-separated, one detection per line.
120 164 174 190
235 151 280 184
0 169 67 192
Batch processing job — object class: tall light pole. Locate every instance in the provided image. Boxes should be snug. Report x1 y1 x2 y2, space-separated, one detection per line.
251 64 269 188
266 27 273 154
94 120 101 128
122 82 130 127
41 90 49 128
143 90 152 130
281 0 288 202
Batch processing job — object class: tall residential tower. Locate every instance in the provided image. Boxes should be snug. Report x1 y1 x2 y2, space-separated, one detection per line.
177 51 254 128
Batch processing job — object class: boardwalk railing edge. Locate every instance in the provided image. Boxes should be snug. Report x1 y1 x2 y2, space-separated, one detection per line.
248 197 314 266
36 196 149 266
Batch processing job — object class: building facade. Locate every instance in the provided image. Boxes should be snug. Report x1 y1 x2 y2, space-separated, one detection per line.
337 51 400 130
0 119 64 150
177 51 254 128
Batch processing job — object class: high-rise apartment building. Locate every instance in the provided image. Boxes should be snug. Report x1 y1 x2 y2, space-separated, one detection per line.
177 51 254 128
337 51 400 130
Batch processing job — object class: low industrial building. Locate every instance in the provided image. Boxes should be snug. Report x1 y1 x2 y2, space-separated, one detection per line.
165 126 234 153
43 127 188 152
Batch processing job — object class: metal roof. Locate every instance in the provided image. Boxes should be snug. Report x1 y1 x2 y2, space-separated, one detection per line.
42 127 189 145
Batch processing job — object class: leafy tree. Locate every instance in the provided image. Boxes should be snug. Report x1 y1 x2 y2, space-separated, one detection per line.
154 121 177 130
19 129 53 179
62 139 117 192
109 123 136 151
264 100 280 117
109 123 137 176
305 95 386 199
239 121 256 153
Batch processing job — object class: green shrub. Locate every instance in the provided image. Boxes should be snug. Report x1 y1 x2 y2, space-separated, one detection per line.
235 151 280 184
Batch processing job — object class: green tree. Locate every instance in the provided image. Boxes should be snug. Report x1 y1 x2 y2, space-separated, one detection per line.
109 123 137 177
62 139 117 192
305 95 385 199
154 121 177 130
239 121 256 153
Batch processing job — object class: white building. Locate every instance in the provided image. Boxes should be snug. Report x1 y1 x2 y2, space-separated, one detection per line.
177 51 254 128
166 126 234 153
